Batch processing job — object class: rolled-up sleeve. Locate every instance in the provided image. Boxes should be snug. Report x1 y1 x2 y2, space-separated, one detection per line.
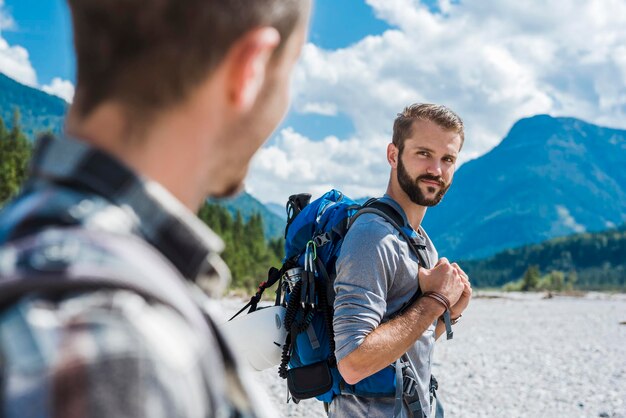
333 217 400 362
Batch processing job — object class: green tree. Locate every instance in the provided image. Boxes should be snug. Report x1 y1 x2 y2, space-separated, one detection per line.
502 279 523 292
537 270 565 291
268 237 285 261
246 213 265 261
521 265 540 291
197 203 283 291
548 270 564 291
462 225 626 291
564 270 578 291
0 112 32 206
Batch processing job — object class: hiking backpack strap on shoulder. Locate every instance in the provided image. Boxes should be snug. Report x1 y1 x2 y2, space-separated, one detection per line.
350 199 428 314
352 200 449 418
353 199 429 266
352 200 454 339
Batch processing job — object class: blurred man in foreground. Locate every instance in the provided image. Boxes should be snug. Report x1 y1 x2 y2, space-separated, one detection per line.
0 1 310 416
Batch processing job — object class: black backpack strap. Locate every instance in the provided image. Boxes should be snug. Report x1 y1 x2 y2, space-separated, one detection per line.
229 265 286 321
285 193 312 238
354 200 454 341
351 201 429 269
351 202 449 413
365 201 429 266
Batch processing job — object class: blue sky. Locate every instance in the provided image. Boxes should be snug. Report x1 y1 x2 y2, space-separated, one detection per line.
1 0 73 84
280 0 393 140
0 0 390 141
2 0 391 85
0 0 449 141
1 0 625 204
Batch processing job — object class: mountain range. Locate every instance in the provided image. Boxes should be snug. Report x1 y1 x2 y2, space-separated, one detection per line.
422 114 626 260
461 223 626 290
0 72 289 239
266 202 287 220
209 192 285 239
0 72 67 139
2 72 625 268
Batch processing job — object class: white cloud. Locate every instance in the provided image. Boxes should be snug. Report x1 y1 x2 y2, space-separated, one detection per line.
299 101 338 116
247 0 626 203
0 0 30 86
42 77 75 103
556 205 585 233
0 37 37 86
0 1 37 86
0 15 14 32
247 128 390 203
0 2 74 103
0 0 15 32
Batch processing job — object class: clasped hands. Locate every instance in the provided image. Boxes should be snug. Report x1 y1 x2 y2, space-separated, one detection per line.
418 257 472 319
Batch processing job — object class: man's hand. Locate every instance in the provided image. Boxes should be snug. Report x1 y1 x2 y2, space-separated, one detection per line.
418 257 464 307
449 262 472 319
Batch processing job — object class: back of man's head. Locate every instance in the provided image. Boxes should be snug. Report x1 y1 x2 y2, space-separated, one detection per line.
68 0 306 126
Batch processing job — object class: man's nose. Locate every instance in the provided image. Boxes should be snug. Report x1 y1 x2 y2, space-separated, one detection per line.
425 160 442 176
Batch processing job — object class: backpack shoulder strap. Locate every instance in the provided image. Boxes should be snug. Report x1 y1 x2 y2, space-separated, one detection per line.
351 200 428 268
350 200 430 318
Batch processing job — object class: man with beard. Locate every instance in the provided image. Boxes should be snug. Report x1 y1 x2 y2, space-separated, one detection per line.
0 1 310 417
331 104 473 418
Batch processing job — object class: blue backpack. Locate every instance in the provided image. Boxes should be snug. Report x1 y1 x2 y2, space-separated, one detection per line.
231 189 443 405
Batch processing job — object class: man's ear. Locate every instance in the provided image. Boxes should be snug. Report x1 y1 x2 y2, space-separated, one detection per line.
387 143 399 168
225 27 281 112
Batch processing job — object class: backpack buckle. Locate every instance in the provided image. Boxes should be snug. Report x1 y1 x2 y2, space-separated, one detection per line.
313 232 331 247
402 362 418 396
409 236 426 250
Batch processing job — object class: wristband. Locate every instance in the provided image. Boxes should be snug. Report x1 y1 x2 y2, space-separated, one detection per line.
421 291 451 311
422 291 454 340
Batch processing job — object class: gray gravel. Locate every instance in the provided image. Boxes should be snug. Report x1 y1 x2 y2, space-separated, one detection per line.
218 293 626 418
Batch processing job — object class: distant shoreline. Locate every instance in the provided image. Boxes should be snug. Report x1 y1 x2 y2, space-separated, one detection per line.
224 288 626 302
473 289 626 300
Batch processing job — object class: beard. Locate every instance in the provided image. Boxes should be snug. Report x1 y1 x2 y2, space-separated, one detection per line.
397 154 451 207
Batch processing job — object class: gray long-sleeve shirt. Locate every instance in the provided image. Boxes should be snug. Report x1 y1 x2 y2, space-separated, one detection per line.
331 196 438 418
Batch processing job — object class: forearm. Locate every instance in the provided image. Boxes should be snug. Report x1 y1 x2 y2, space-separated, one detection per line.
338 296 444 384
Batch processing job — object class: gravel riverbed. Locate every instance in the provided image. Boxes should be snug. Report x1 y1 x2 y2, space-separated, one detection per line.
217 292 626 418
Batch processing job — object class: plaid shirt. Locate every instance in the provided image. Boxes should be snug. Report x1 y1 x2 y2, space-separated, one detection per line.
0 135 273 418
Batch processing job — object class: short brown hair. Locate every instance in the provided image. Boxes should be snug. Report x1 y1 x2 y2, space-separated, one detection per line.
69 0 307 125
392 103 464 152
